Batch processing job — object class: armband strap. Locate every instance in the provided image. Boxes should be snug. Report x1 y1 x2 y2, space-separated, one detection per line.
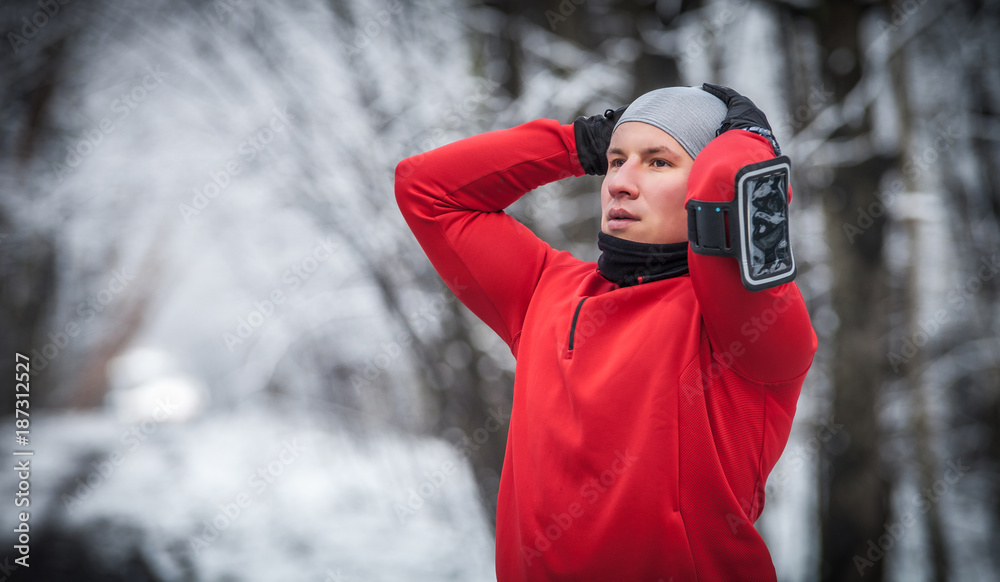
686 155 796 291
687 199 738 257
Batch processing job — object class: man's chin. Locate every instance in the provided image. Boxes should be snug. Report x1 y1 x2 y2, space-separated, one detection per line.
601 227 643 243
601 226 686 246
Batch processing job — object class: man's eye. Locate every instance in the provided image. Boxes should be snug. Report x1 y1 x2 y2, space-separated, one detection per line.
609 159 624 168
652 159 671 168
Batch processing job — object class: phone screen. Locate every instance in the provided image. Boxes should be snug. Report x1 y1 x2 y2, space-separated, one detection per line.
737 158 795 290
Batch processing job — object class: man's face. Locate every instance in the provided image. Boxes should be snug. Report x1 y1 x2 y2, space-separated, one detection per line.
600 121 694 245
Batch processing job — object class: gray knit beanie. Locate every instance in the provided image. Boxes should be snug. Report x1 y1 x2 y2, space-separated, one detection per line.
614 86 727 159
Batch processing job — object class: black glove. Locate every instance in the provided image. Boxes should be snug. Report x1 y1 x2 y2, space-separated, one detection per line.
573 105 628 175
701 83 781 155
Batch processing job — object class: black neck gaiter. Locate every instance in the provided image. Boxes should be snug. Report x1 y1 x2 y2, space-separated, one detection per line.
596 232 689 287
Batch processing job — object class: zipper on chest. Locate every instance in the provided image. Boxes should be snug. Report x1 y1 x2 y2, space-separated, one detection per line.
566 297 588 358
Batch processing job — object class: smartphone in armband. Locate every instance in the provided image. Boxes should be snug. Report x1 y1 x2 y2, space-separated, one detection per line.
686 156 796 292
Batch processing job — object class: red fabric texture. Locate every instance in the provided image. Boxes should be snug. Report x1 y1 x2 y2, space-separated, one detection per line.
395 120 817 581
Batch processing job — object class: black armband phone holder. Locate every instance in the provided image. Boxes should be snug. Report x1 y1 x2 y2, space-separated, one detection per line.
685 156 795 292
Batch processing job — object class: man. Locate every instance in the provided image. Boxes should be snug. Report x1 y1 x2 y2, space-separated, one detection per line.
395 84 817 581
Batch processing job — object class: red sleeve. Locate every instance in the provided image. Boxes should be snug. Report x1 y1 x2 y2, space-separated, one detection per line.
394 119 586 353
686 130 818 383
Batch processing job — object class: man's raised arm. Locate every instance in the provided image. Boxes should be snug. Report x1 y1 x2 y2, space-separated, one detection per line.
685 87 817 383
394 119 585 352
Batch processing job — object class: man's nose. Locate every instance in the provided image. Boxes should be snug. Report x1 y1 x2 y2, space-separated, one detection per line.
607 159 639 200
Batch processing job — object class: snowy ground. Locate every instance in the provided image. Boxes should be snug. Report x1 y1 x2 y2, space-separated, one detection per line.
0 406 497 581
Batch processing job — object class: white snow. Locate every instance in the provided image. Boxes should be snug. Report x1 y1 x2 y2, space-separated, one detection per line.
0 407 497 581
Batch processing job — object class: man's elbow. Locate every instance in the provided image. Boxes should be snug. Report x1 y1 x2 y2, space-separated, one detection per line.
394 155 425 218
772 320 818 382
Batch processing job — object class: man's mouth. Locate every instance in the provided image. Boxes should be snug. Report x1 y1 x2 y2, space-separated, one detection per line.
606 208 638 230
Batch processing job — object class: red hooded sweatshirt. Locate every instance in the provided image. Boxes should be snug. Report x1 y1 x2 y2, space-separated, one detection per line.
394 119 817 581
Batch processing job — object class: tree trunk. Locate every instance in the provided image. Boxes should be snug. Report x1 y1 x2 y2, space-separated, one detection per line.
820 154 893 582
806 3 894 580
889 43 950 582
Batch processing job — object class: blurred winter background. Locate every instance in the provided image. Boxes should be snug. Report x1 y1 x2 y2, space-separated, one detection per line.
0 0 997 580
